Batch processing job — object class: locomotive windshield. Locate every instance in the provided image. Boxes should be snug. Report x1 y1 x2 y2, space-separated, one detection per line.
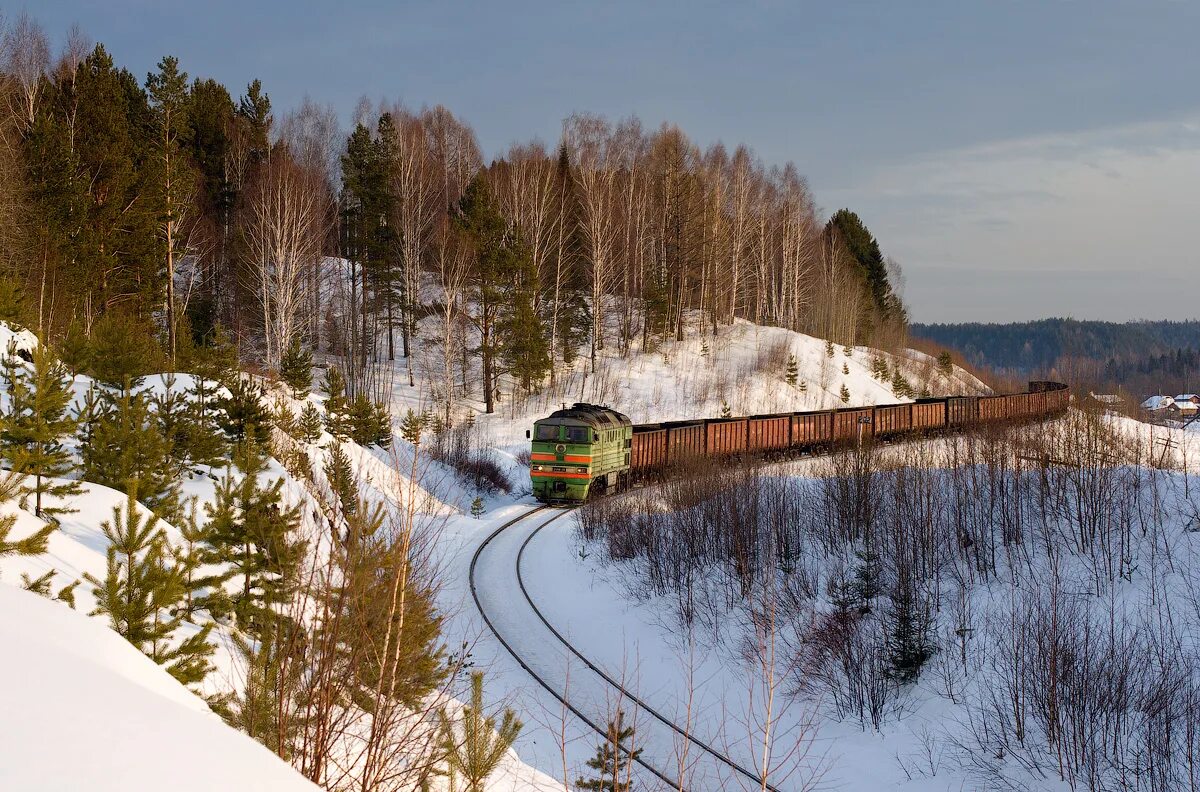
535 424 560 441
566 427 589 442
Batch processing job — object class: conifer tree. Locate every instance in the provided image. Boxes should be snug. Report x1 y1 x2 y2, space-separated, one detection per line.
577 711 641 792
297 402 323 444
82 379 181 520
85 487 215 686
842 361 850 375
937 350 954 376
325 442 357 517
280 340 312 397
204 438 304 632
322 367 351 441
146 55 196 364
825 339 835 358
0 344 82 517
0 472 53 557
785 354 798 386
720 400 732 419
470 496 484 519
371 400 392 449
840 384 851 404
215 376 272 446
500 287 550 395
438 671 522 792
85 312 163 389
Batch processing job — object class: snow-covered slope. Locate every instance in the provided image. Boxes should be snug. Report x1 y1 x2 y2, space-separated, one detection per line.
0 581 317 792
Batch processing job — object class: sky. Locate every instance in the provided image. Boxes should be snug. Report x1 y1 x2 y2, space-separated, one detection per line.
29 0 1200 323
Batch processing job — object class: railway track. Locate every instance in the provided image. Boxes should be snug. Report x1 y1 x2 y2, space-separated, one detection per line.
469 505 782 792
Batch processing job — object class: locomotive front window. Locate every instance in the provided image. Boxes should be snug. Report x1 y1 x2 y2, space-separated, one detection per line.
535 425 560 441
566 427 589 443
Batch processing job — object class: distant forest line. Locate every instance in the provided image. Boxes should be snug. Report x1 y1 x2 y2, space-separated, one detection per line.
911 318 1200 398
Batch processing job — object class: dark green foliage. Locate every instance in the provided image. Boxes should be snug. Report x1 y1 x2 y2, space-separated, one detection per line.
936 351 954 376
84 487 215 686
827 209 905 332
785 354 798 386
0 345 82 517
83 312 164 389
577 711 641 792
346 394 392 448
322 368 351 441
81 381 181 521
215 377 271 446
455 175 543 411
886 577 933 683
297 402 323 444
470 496 484 519
280 340 312 397
840 384 851 403
325 442 357 517
891 370 914 398
720 400 732 418
203 439 304 633
438 671 522 792
0 473 53 557
842 361 850 376
825 339 835 358
154 373 225 477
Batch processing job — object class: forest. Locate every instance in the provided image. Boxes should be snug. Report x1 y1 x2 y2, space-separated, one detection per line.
0 13 906 422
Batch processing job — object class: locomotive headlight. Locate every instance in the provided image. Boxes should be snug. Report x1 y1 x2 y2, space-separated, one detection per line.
532 465 543 471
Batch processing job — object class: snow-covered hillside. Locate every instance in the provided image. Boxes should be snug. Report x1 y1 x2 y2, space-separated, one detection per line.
0 581 317 792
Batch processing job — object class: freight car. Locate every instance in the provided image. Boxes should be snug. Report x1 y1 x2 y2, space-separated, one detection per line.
530 382 1070 504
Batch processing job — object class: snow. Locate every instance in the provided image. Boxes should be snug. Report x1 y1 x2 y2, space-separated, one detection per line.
0 581 318 792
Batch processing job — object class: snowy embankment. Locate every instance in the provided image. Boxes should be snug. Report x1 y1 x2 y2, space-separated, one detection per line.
0 581 317 792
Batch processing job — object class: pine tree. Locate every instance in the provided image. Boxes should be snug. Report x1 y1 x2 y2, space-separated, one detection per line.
439 671 522 792
204 439 304 632
297 402 323 444
325 442 357 517
825 339 835 358
280 340 312 397
720 400 732 418
470 496 484 519
840 384 851 404
785 354 798 386
0 344 82 518
85 311 163 389
0 472 53 557
146 55 196 365
371 400 393 449
937 350 954 376
215 376 271 446
577 711 641 792
84 486 215 686
842 361 850 375
82 379 181 520
322 367 351 441
886 577 933 683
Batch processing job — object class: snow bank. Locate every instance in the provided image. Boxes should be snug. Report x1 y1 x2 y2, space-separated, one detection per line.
0 582 317 792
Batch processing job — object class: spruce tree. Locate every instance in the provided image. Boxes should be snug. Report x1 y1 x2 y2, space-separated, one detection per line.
720 400 732 419
577 711 641 792
0 344 82 518
204 438 304 632
470 496 484 519
840 384 851 404
280 340 312 397
825 339 835 358
438 671 522 792
785 354 798 386
842 361 850 375
84 487 215 686
500 286 550 395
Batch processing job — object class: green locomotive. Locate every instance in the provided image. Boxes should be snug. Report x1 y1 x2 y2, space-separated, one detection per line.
528 403 632 504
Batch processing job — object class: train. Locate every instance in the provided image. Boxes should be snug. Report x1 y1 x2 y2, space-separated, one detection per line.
528 381 1070 504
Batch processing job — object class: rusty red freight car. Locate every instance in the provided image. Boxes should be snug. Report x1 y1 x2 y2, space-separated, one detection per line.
791 411 832 447
833 407 875 442
874 404 913 436
912 399 946 430
706 418 748 456
748 415 790 452
630 426 668 470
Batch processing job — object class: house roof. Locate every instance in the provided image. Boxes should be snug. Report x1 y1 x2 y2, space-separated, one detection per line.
1089 392 1122 405
1142 395 1174 410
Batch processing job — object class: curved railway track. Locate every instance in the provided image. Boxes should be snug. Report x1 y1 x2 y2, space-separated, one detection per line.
469 505 782 792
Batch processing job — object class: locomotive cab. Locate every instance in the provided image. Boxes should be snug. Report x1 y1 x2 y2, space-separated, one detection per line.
529 403 632 504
